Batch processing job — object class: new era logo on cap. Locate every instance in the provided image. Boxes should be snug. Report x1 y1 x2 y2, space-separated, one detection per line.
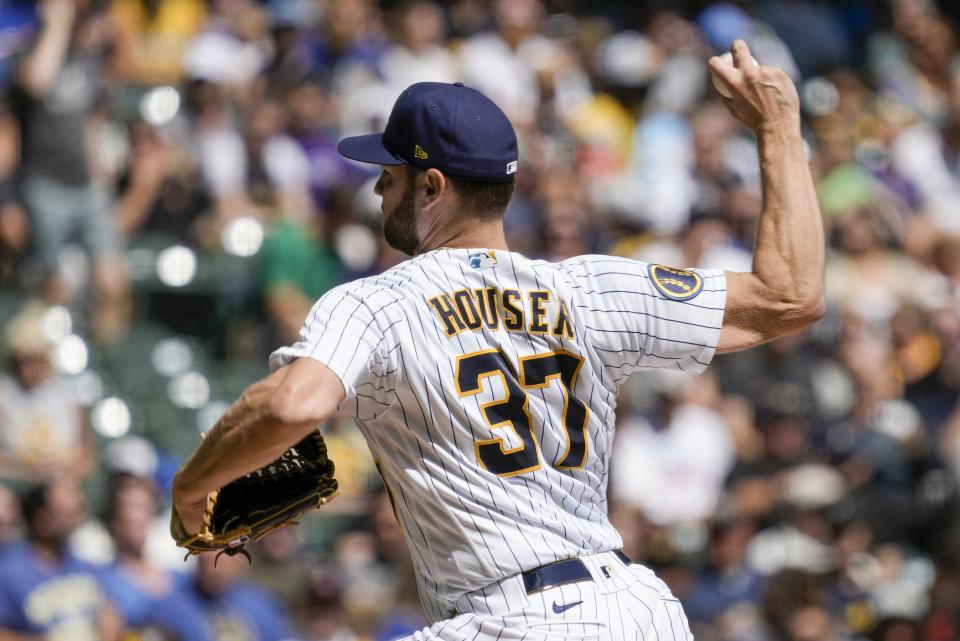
336 82 518 183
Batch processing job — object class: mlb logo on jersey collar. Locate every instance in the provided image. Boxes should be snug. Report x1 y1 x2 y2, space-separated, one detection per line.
469 251 497 269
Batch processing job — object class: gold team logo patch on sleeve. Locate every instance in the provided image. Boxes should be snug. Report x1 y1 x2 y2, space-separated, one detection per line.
647 264 703 301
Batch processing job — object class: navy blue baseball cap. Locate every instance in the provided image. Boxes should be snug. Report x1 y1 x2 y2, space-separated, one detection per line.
337 82 518 183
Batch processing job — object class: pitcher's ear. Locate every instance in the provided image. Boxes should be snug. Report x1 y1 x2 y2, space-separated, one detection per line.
424 168 447 201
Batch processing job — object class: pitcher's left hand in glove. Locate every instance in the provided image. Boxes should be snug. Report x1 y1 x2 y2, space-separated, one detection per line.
171 430 338 562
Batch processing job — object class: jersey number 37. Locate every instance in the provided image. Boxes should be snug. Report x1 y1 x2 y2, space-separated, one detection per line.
455 349 589 477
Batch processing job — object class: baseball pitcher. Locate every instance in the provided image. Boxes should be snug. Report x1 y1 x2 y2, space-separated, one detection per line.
172 40 824 640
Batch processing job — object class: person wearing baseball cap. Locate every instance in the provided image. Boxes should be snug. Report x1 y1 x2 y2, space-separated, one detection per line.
336 81 518 256
174 45 826 641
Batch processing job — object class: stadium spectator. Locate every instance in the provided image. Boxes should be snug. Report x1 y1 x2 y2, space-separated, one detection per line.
12 0 130 343
612 371 735 526
458 0 591 128
311 0 385 92
0 475 122 640
115 119 210 243
180 0 271 90
867 0 960 125
379 1 458 96
301 564 358 641
285 78 373 209
70 436 191 570
685 517 765 631
0 302 94 484
109 0 206 86
248 527 311 621
99 474 210 641
188 550 298 641
242 99 314 221
259 213 343 344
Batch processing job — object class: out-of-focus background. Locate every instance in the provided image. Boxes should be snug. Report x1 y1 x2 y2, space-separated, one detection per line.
0 0 959 639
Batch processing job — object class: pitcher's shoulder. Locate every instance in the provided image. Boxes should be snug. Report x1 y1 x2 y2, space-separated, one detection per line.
554 254 647 272
331 255 432 297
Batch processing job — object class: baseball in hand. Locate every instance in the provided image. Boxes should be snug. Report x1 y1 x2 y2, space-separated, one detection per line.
711 51 759 98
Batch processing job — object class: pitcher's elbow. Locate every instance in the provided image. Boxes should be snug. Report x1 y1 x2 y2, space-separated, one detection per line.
265 387 332 430
790 292 825 330
769 289 825 337
265 389 300 426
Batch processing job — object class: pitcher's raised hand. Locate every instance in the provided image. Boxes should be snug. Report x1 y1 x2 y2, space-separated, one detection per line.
708 39 800 135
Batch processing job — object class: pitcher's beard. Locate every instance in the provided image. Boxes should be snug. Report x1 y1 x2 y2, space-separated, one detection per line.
383 182 419 255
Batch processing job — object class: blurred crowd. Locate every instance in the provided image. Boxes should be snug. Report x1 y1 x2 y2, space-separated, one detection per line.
1 0 960 639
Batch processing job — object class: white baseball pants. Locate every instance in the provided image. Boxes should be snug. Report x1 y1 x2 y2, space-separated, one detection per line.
401 551 695 640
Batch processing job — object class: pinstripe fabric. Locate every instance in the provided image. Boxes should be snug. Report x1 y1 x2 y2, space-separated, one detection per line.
400 551 695 640
269 249 726 628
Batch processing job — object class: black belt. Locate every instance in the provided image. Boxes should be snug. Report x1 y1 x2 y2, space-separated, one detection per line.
521 551 633 594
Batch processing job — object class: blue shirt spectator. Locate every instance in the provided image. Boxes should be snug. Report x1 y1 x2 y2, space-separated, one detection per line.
0 477 120 640
189 552 298 641
99 565 211 641
0 542 110 639
101 472 211 641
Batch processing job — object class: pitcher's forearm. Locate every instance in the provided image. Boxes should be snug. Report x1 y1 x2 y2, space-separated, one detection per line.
752 126 825 314
172 374 299 505
173 358 346 511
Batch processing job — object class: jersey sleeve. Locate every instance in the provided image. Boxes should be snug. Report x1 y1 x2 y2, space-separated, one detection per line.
268 283 390 404
561 256 727 381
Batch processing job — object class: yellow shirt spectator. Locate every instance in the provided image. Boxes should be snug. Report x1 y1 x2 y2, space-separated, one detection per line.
111 0 206 84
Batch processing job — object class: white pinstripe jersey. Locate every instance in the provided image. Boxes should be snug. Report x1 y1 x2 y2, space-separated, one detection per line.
269 248 727 621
